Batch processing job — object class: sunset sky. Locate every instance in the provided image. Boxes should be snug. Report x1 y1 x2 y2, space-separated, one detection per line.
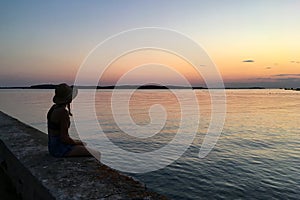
1 0 299 88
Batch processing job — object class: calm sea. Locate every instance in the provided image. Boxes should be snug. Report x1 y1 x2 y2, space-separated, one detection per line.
0 89 299 199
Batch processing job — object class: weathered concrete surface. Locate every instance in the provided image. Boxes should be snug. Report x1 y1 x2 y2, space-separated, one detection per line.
0 111 167 200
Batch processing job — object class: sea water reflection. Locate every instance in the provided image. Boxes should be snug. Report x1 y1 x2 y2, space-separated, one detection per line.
0 89 299 199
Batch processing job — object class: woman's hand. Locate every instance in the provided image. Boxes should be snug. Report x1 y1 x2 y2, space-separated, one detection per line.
74 139 86 146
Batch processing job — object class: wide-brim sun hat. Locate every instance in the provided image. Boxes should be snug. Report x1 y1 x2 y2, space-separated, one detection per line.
53 83 78 104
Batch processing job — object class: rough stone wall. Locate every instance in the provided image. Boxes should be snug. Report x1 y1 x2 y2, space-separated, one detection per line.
0 111 167 200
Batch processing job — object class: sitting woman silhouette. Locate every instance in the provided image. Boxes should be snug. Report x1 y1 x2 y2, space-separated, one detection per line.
47 83 98 157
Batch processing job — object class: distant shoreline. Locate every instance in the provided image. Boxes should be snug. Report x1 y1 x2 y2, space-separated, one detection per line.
0 84 266 90
0 84 299 90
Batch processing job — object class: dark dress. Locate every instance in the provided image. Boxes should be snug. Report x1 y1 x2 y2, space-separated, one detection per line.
47 105 74 157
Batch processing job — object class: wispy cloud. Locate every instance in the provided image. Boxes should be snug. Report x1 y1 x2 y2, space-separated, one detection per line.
266 67 272 70
242 59 255 63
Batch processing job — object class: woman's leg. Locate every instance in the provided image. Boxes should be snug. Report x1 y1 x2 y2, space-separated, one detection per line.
65 145 101 159
65 145 91 157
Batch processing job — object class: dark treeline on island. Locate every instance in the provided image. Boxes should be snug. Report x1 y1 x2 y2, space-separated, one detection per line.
1 84 300 90
0 84 196 90
284 87 300 91
1 84 204 90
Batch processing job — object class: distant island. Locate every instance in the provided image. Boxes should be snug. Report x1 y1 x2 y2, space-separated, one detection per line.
0 84 202 90
284 88 300 91
0 84 270 90
1 84 299 90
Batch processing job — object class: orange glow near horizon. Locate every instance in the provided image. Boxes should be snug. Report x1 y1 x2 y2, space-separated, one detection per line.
97 45 300 86
191 25 300 86
99 49 204 86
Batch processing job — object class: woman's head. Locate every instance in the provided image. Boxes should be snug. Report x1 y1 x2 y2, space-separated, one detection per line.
53 83 78 105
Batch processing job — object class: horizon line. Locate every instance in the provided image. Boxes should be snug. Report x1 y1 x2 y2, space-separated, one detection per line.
0 84 299 90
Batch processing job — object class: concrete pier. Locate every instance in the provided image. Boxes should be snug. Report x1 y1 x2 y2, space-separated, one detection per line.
0 111 167 200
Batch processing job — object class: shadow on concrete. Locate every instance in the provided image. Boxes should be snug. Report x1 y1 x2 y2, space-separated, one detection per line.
0 167 21 200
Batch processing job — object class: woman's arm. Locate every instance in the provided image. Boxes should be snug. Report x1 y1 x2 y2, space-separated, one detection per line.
59 110 84 145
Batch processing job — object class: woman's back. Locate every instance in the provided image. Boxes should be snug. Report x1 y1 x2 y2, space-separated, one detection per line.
47 105 69 136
